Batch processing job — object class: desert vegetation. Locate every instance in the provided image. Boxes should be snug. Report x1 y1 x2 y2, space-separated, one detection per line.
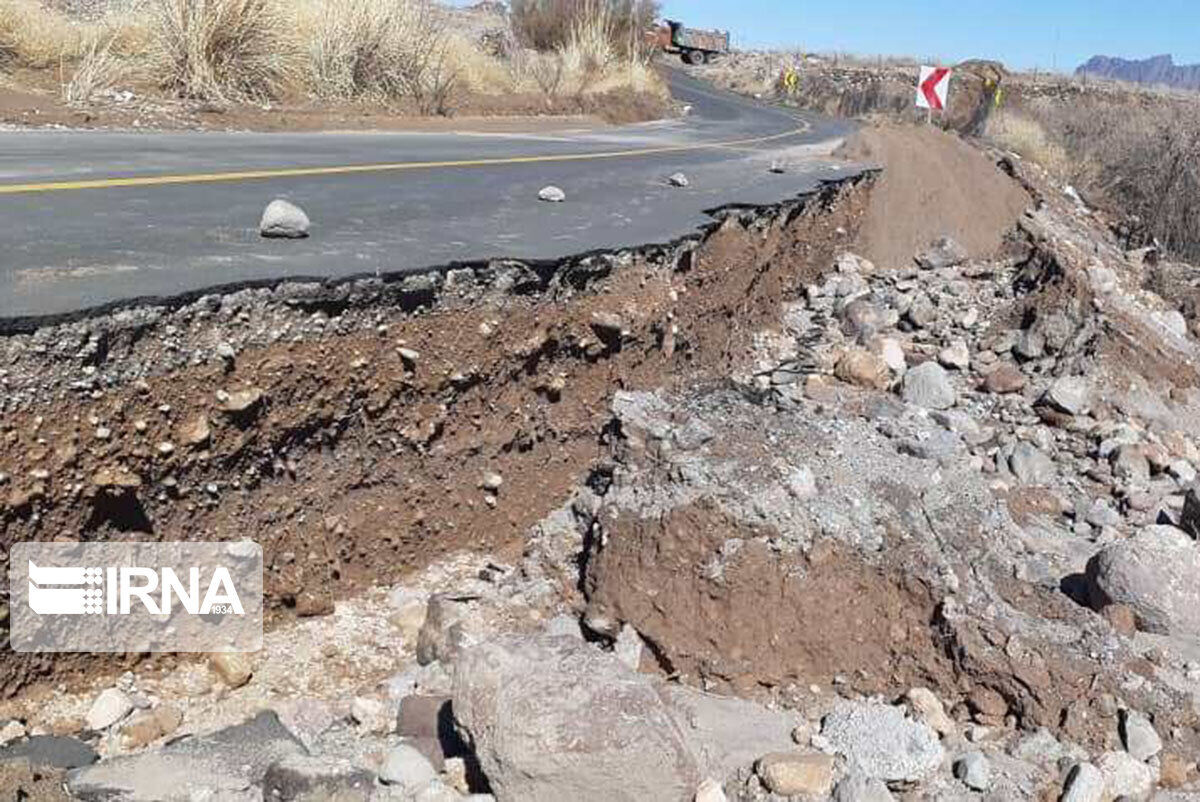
986 91 1200 259
0 0 666 116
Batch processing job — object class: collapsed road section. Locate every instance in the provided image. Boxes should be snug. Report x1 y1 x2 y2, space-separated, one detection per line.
3 123 1200 801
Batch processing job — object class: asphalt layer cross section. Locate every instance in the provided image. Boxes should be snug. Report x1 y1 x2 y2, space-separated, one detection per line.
0 70 860 323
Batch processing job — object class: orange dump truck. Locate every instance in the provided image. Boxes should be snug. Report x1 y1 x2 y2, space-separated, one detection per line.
649 20 731 65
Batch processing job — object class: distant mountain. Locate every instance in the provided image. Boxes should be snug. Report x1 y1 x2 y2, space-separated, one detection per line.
1076 54 1200 91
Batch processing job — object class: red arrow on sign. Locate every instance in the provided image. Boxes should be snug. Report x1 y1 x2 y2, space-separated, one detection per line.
920 67 950 110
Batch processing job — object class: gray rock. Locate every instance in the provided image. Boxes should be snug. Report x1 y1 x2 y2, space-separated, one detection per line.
68 711 305 800
451 634 795 802
379 743 437 793
831 767 896 801
905 294 938 329
819 702 944 784
1111 445 1151 483
1086 498 1122 529
915 237 968 270
902 362 957 410
842 299 893 341
261 755 375 801
0 735 97 770
1119 709 1162 761
953 751 991 791
1061 762 1104 802
1087 525 1200 638
260 199 311 239
667 172 690 188
1009 443 1055 486
1044 376 1093 416
1181 483 1200 540
1014 330 1045 361
538 186 566 203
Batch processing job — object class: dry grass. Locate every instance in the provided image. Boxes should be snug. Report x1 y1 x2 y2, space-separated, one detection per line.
984 108 1072 178
63 31 127 103
985 86 1200 259
145 0 295 102
0 0 86 69
511 0 658 61
6 0 665 116
301 0 457 113
508 0 665 100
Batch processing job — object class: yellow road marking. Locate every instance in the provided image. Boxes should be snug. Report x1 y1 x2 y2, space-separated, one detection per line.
0 125 809 196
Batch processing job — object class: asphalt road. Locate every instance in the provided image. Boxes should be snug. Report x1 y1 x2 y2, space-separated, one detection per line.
0 70 858 322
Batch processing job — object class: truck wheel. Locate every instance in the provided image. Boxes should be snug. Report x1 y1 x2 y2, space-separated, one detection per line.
681 51 698 65
697 51 711 65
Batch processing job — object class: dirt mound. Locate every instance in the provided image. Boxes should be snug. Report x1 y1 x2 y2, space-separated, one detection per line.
837 124 1031 269
584 501 952 697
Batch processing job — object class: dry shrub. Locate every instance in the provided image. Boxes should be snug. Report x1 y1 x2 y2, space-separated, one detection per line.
303 0 457 113
0 0 84 69
985 109 1072 178
64 32 127 103
511 0 657 60
1006 94 1200 259
147 0 294 102
508 0 665 100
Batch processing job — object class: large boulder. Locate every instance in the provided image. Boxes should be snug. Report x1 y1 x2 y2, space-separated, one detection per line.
451 634 796 802
1087 525 1200 638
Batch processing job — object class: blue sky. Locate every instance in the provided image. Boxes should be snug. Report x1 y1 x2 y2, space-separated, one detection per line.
657 0 1200 71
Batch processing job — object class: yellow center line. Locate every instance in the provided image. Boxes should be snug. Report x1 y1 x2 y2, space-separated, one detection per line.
0 125 809 196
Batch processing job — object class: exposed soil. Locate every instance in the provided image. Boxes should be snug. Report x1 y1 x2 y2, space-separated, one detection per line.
0 74 671 132
583 500 954 698
0 176 872 698
837 124 1031 268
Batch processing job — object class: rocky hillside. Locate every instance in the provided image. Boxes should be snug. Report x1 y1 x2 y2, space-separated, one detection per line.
1077 54 1200 91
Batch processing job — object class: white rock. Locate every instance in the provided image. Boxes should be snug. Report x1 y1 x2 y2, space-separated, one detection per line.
906 687 955 737
954 751 991 791
819 701 943 784
0 720 26 746
1097 750 1155 798
1119 709 1162 761
259 199 310 239
1157 310 1189 338
86 688 134 731
875 338 907 375
538 186 566 203
938 339 970 371
694 778 727 802
380 743 438 792
613 624 644 671
1061 762 1104 802
350 697 391 735
668 172 690 188
1044 376 1093 416
785 464 819 501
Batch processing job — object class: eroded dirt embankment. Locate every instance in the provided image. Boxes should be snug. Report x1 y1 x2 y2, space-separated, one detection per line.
0 173 873 696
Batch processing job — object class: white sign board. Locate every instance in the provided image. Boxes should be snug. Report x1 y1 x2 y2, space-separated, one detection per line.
916 66 952 111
